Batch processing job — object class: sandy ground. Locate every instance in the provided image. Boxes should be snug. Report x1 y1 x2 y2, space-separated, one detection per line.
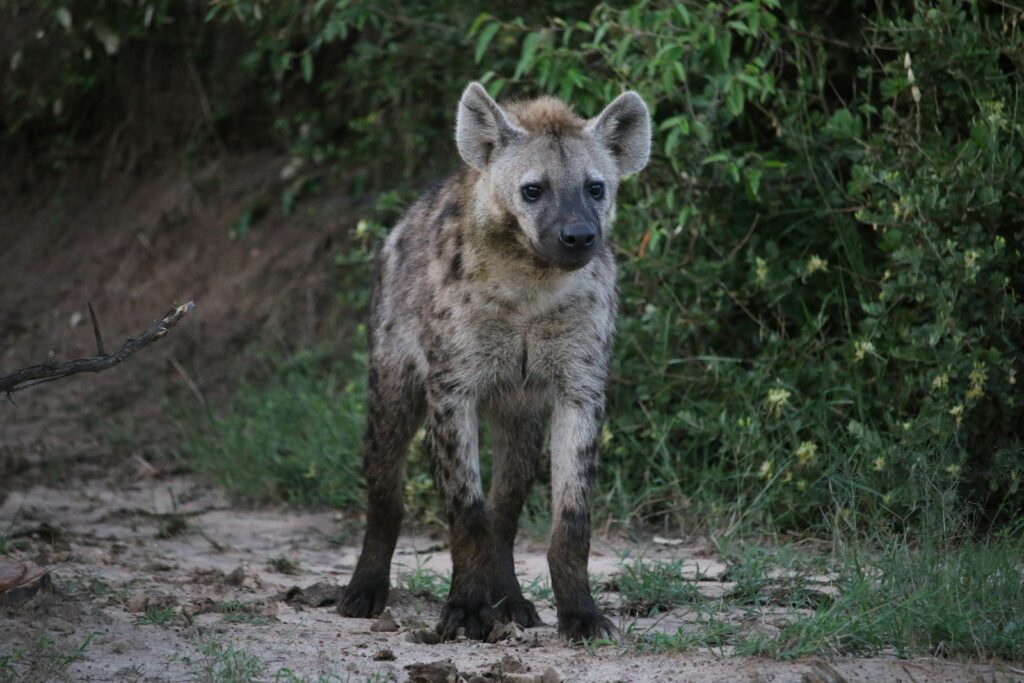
0 467 1018 683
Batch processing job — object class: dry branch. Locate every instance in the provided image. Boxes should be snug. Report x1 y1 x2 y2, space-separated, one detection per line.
0 301 195 396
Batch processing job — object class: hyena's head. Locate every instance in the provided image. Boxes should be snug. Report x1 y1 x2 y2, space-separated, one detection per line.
456 82 650 270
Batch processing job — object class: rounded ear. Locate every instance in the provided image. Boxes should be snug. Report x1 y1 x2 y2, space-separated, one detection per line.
586 91 651 177
455 82 523 170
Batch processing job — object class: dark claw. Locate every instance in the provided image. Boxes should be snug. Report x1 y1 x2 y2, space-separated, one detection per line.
337 581 389 618
558 612 621 644
436 597 497 641
496 597 542 628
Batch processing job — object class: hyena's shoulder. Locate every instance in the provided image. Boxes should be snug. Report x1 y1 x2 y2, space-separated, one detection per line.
381 171 470 281
370 170 473 336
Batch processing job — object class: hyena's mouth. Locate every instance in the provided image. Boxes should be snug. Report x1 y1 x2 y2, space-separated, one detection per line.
526 239 593 271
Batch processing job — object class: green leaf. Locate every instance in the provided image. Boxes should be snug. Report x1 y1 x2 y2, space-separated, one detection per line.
474 22 500 64
515 32 541 78
301 52 313 84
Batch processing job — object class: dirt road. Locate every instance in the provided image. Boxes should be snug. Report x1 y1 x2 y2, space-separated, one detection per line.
1 465 1015 682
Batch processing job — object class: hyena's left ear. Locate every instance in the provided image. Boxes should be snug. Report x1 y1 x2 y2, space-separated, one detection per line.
587 91 651 177
456 82 524 171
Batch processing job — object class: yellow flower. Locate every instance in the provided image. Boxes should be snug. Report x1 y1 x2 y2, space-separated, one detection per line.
873 456 886 471
966 363 988 401
601 423 614 447
854 340 875 362
949 403 964 426
795 441 818 466
759 459 774 479
755 257 768 284
946 463 961 477
765 388 791 417
806 255 828 275
931 373 949 392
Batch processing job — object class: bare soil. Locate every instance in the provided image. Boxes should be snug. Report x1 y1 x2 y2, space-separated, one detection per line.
1 159 1019 682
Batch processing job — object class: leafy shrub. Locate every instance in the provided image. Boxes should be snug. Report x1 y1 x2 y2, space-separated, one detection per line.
471 0 1024 530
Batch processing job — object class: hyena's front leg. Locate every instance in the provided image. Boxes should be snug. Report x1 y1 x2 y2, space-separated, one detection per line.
426 389 498 640
548 400 620 642
338 366 424 618
486 409 544 627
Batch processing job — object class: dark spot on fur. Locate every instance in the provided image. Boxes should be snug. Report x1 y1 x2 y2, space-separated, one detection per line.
449 248 463 282
439 199 462 226
520 338 528 381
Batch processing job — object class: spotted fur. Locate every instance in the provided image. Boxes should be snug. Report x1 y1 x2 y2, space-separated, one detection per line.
338 82 651 643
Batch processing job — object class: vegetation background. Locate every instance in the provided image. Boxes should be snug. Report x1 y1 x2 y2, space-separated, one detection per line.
3 0 1022 662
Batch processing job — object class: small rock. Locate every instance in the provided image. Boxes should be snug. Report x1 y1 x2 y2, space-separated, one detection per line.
541 667 564 683
488 655 527 676
278 581 341 607
0 559 51 607
181 597 217 618
504 675 541 683
404 628 441 645
405 659 458 683
370 608 399 632
373 648 395 661
69 544 106 566
126 592 149 613
224 565 246 587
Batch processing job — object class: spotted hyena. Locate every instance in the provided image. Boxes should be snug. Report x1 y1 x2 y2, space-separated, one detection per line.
337 82 651 642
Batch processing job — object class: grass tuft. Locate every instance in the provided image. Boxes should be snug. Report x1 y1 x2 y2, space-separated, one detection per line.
613 555 702 616
395 558 450 603
176 349 368 510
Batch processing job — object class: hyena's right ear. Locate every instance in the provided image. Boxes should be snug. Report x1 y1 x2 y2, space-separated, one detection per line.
456 82 523 170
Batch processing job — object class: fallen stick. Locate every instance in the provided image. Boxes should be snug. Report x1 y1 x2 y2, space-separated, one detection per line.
0 301 195 396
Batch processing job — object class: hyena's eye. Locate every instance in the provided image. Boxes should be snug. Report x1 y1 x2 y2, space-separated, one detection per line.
521 184 544 202
587 182 606 200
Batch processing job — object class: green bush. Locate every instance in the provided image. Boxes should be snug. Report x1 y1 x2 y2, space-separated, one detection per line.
470 0 1024 530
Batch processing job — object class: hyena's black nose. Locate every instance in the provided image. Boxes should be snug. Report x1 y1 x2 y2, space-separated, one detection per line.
558 223 597 254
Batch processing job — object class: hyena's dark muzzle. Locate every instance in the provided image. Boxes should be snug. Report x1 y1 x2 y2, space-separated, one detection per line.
534 188 603 269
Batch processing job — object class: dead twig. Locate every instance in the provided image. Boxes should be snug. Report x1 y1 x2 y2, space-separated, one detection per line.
87 302 106 355
0 301 195 396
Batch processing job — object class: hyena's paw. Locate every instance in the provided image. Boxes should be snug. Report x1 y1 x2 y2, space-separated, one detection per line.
337 580 388 618
557 611 622 644
496 596 542 628
436 593 498 641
